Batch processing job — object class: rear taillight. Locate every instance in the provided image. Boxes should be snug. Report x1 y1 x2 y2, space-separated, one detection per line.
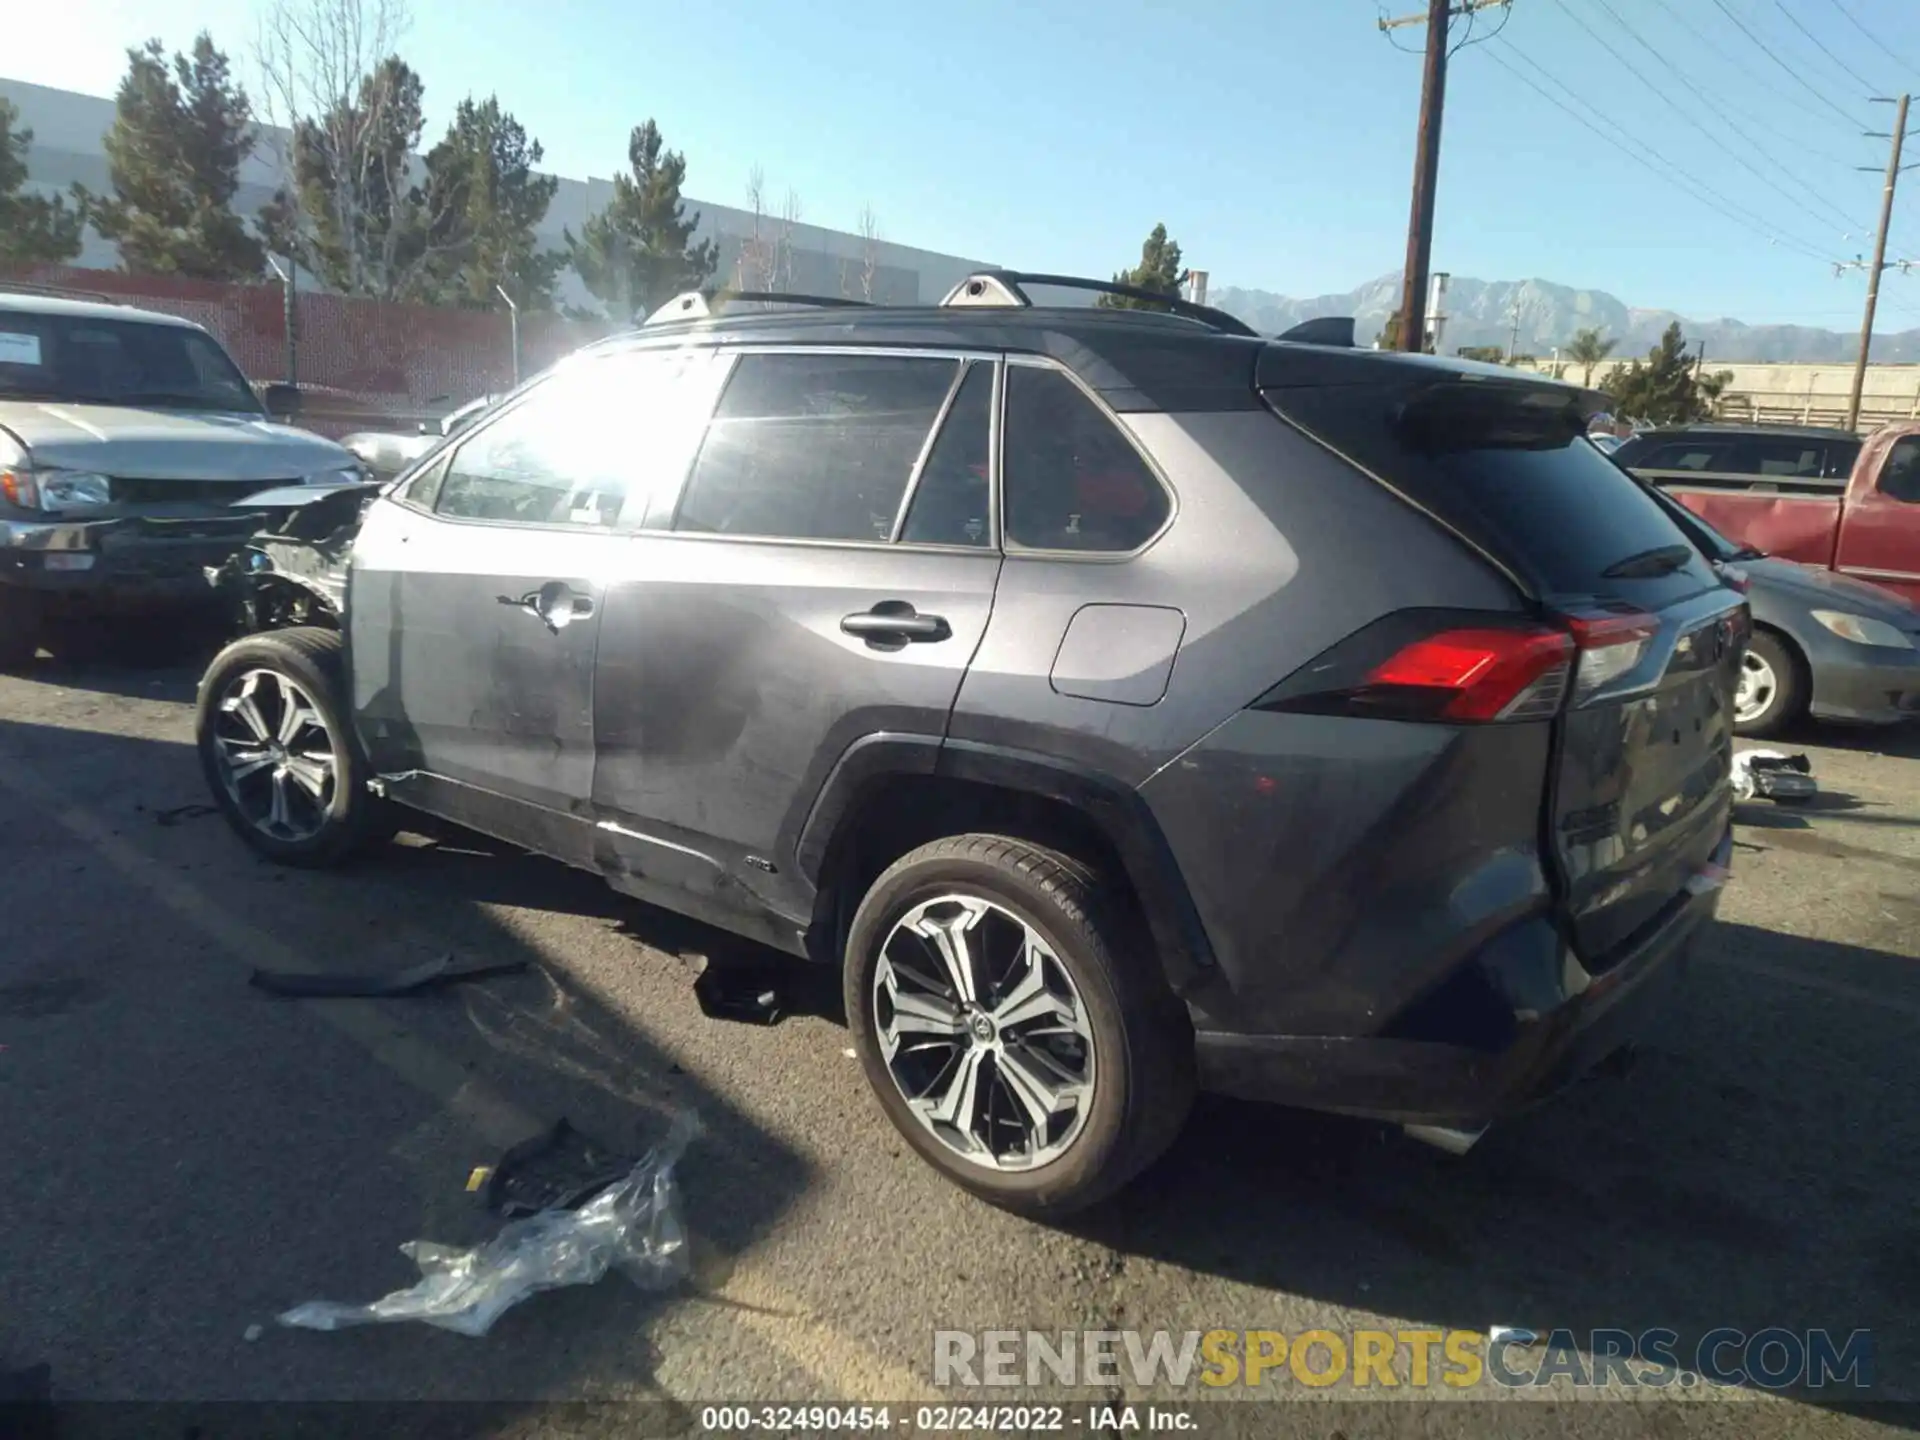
1565 609 1658 705
1364 627 1574 721
1256 611 1576 724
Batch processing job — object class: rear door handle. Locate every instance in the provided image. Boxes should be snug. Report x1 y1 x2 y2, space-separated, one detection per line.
497 581 594 634
840 602 951 646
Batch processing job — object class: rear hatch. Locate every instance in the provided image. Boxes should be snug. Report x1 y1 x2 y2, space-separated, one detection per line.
1261 353 1744 964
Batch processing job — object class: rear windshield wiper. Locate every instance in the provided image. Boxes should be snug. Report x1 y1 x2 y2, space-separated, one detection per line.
1601 544 1695 579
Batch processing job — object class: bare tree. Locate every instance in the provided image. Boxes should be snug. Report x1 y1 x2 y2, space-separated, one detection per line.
857 203 881 303
734 165 776 292
255 0 458 299
777 188 802 291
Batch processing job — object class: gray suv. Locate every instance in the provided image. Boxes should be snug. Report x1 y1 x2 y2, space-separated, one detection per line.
193 273 1747 1214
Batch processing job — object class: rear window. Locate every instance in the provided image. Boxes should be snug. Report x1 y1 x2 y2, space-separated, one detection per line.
1271 380 1718 605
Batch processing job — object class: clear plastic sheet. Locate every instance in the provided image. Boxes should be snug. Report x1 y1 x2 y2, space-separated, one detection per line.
278 1111 698 1337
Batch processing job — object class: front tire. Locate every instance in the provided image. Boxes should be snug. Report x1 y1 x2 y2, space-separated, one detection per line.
1734 630 1806 738
843 835 1194 1216
195 627 389 867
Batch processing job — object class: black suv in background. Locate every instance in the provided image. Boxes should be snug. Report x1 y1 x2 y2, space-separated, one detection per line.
195 273 1747 1214
1613 423 1862 491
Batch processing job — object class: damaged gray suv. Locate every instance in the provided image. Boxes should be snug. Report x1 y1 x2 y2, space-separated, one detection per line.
194 272 1747 1215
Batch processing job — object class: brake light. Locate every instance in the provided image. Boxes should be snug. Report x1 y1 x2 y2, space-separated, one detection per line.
1565 609 1658 704
1363 626 1575 721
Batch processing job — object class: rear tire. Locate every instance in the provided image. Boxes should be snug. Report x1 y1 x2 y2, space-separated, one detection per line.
0 587 43 670
1734 630 1806 738
843 834 1194 1217
195 627 393 867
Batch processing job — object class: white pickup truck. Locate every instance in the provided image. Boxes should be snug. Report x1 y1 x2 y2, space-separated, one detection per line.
0 291 364 666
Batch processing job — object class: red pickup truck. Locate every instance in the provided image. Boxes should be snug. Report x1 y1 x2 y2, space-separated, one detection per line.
1613 421 1920 604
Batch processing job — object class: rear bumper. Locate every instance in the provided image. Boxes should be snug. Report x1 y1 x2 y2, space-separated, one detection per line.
1806 637 1920 725
1192 851 1723 1126
1 514 262 606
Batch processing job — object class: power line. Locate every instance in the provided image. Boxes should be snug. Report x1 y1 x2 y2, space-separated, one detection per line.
1708 0 1869 129
1485 39 1835 262
1772 0 1876 93
1559 0 1864 237
1823 0 1920 78
1646 0 1857 145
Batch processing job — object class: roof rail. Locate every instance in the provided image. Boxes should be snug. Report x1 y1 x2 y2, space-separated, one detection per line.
1 280 119 304
644 289 871 326
1277 316 1355 348
938 270 1259 339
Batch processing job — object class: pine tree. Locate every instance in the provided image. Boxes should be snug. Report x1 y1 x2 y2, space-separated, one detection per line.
82 35 265 280
566 121 718 319
0 98 86 265
1601 322 1727 425
417 97 561 309
259 56 431 300
1098 223 1184 309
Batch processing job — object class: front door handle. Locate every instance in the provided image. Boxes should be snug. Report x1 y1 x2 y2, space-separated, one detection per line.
840 601 951 647
497 580 594 634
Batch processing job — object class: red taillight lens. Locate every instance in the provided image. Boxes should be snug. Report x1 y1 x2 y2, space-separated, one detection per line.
1364 626 1575 721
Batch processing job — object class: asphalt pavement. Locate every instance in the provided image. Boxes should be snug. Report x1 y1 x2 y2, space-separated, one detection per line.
0 625 1915 1439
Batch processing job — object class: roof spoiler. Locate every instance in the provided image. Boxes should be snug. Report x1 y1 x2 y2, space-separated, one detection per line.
1277 316 1355 348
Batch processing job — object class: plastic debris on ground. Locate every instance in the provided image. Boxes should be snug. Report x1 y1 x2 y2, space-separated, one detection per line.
1487 1327 1538 1347
277 1110 698 1337
481 1118 638 1219
1731 749 1817 804
692 955 785 1025
249 951 529 998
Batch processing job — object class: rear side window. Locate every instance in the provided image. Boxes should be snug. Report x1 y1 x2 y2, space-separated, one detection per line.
1273 381 1717 606
1002 364 1170 552
1882 436 1920 503
677 353 960 542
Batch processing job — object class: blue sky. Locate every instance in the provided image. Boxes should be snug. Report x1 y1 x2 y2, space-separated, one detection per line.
9 0 1920 328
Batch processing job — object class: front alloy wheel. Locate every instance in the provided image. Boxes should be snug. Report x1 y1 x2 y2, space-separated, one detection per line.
210 668 339 842
874 895 1096 1170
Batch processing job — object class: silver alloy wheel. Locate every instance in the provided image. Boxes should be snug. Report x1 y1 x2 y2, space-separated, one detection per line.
872 895 1096 1171
211 668 338 842
1735 649 1778 724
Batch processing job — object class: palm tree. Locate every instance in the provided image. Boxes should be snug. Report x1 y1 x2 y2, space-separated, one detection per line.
1566 327 1617 387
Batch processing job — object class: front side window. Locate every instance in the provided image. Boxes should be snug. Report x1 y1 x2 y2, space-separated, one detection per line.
436 349 722 528
1737 439 1824 479
1002 364 1170 552
676 352 961 542
899 361 993 547
1635 439 1737 473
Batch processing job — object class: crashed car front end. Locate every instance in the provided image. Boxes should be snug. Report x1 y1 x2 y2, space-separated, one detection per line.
206 482 380 634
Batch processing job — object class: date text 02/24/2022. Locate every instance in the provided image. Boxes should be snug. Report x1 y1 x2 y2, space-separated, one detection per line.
697 1404 1199 1432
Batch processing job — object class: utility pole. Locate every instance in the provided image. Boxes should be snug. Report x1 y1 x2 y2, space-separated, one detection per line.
1506 292 1523 363
1381 0 1509 353
1847 93 1913 432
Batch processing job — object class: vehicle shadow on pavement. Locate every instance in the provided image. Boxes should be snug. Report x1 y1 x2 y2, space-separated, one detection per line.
0 717 814 1418
1070 919 1920 1416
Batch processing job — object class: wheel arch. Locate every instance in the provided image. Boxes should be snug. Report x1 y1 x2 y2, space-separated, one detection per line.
798 736 1217 997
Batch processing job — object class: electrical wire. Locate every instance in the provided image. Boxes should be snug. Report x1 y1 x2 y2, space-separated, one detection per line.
1773 0 1877 93
1646 0 1858 146
1485 39 1836 263
1708 0 1869 129
1822 0 1920 79
1560 0 1865 237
